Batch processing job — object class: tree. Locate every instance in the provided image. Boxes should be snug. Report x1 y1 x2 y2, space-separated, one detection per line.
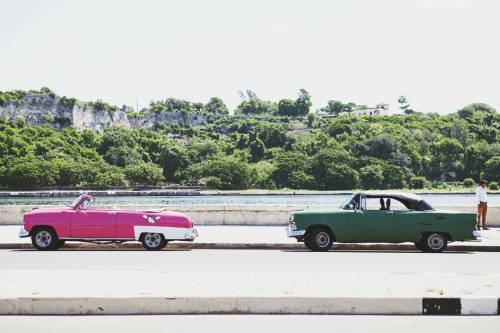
99 128 136 154
205 97 228 114
381 164 406 189
355 135 409 167
458 103 496 117
398 95 412 114
277 99 296 116
156 142 189 181
249 161 276 189
249 137 265 162
311 149 359 190
104 146 143 167
91 171 127 187
482 156 500 182
235 90 277 115
430 138 465 181
342 102 356 115
3 156 59 189
124 163 164 185
321 100 344 116
271 152 311 189
192 157 252 190
360 165 384 189
294 89 312 116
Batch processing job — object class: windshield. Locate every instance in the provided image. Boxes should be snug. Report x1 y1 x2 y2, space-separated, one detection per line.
341 194 360 210
69 195 84 209
69 195 94 209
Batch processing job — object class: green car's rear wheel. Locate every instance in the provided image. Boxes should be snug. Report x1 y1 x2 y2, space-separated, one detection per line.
305 227 333 252
420 233 447 253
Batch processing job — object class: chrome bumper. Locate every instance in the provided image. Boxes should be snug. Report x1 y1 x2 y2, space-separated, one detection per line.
286 226 305 238
184 228 198 240
19 227 29 238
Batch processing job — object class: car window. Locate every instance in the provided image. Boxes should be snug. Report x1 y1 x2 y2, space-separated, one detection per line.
387 198 407 211
364 197 383 210
363 197 409 211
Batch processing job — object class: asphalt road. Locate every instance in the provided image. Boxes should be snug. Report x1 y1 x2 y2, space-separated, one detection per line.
2 248 500 274
2 249 499 312
1 315 499 333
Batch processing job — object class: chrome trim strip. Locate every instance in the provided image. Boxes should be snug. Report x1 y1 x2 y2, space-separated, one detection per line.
286 226 306 237
19 227 29 238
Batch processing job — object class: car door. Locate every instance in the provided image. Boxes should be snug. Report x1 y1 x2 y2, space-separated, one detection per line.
393 210 431 242
347 196 395 242
70 209 117 238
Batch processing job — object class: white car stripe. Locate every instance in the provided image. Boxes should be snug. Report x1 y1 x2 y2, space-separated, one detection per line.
133 226 198 241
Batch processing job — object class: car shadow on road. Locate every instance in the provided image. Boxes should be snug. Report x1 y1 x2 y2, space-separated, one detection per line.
10 248 193 252
282 249 474 254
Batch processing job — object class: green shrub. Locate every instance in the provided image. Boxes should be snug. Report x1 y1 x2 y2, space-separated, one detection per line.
91 99 117 112
124 163 164 185
91 171 127 187
205 176 222 189
190 157 252 190
489 181 498 190
409 176 428 189
463 178 475 188
3 156 59 189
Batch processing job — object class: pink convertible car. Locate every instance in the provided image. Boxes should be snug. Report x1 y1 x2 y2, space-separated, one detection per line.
19 194 198 250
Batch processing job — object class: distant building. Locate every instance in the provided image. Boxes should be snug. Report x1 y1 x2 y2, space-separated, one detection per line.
352 103 390 116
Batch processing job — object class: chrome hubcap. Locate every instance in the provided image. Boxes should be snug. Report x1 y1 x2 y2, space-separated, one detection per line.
428 234 444 250
35 231 52 248
316 232 330 248
144 233 162 248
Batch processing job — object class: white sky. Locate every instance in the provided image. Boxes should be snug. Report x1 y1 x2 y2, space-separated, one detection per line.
1 0 499 113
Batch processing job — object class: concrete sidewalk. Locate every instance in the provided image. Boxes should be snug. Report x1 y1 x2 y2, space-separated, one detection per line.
1 225 499 251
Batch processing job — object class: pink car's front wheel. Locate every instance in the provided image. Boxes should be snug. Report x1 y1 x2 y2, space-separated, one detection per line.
31 227 64 251
141 233 167 251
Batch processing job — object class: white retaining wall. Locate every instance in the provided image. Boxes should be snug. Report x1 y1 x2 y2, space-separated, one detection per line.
0 204 498 226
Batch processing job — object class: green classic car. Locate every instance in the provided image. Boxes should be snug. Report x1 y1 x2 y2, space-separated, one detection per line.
286 192 478 252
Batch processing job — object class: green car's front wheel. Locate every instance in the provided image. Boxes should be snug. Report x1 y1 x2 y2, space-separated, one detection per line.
304 227 333 252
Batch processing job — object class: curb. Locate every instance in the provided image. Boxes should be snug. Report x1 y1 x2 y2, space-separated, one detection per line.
0 297 499 315
1 242 500 252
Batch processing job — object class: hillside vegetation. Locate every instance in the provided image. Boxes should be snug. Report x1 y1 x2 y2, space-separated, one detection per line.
0 89 499 190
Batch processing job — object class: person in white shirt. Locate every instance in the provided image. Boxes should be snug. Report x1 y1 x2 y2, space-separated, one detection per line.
475 180 488 230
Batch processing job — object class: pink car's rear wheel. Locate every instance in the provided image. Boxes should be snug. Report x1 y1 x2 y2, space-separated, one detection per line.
141 233 166 251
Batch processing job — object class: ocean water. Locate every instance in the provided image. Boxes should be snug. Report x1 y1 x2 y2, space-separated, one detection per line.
0 193 497 207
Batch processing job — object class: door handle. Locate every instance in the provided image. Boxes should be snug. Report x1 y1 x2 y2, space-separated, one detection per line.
108 212 117 215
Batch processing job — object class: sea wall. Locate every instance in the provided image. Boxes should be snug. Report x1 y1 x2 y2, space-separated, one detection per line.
1 204 498 226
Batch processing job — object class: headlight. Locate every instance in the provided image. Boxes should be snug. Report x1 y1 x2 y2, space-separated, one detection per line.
288 213 296 230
